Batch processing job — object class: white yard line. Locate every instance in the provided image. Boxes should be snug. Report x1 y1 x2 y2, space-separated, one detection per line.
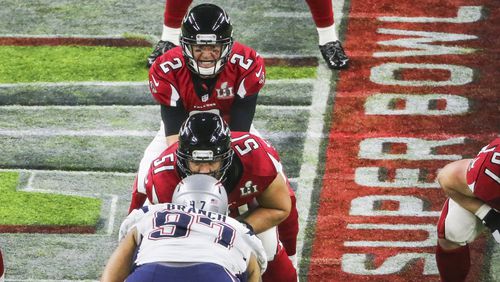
0 168 135 177
0 129 157 137
263 12 310 18
0 34 127 39
265 78 315 85
0 105 156 110
2 169 133 237
0 104 310 111
107 195 119 236
0 81 148 88
0 78 314 88
294 63 331 263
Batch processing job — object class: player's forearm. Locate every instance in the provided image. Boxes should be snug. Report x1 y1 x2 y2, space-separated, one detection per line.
438 159 482 214
445 188 485 214
244 207 289 234
101 232 136 281
247 254 262 282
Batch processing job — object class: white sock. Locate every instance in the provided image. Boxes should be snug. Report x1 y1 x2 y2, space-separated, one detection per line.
161 25 180 45
317 24 338 45
475 203 492 220
288 254 299 281
288 254 298 269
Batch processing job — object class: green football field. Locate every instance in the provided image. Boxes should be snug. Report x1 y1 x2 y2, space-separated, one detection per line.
0 0 341 280
3 0 498 281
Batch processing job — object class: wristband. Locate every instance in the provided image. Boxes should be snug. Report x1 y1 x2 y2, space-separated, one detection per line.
475 204 492 220
239 220 254 234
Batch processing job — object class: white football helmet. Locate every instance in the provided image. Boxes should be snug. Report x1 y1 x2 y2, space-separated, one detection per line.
172 174 228 214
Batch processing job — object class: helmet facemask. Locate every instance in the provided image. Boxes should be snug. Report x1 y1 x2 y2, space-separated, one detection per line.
180 35 233 78
176 112 233 181
176 148 233 181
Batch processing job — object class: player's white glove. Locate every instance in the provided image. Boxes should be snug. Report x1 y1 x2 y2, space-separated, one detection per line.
118 208 147 241
482 208 500 243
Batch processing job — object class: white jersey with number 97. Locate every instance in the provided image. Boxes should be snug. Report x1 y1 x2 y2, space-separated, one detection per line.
132 203 267 275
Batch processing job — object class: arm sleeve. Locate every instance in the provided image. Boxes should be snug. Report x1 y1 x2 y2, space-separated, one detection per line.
229 93 258 131
161 104 189 136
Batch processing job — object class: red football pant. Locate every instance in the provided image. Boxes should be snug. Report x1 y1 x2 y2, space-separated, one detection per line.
436 243 470 282
163 0 334 29
278 193 299 256
262 247 297 282
163 0 192 28
305 0 334 27
128 175 147 213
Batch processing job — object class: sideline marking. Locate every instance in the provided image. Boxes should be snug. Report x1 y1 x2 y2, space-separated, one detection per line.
19 187 118 236
0 129 157 137
0 104 311 111
0 168 135 177
2 168 128 236
0 81 148 88
295 63 331 262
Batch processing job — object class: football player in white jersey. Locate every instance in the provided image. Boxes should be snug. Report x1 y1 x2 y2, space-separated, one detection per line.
101 174 267 282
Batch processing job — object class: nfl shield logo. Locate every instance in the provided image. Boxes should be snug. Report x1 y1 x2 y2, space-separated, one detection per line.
201 94 209 102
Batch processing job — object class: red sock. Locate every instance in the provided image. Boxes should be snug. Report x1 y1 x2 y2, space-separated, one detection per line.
164 0 193 28
278 194 299 256
305 0 334 27
262 247 297 282
436 243 470 282
128 176 147 213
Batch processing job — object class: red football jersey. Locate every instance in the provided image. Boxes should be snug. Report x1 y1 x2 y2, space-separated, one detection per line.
148 42 266 125
467 138 500 210
145 132 287 217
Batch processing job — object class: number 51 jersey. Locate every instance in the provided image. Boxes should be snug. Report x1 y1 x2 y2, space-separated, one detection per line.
145 132 289 218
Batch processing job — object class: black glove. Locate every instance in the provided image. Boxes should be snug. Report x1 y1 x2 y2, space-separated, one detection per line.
482 208 500 243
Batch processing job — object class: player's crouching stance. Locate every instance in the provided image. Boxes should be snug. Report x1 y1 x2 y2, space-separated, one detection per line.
102 174 266 282
140 112 298 282
436 138 500 282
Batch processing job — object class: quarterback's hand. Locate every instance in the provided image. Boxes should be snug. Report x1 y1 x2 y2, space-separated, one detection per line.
118 208 147 241
482 208 500 243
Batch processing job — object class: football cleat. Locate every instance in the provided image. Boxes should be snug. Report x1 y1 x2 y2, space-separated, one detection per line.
319 40 349 70
146 40 177 68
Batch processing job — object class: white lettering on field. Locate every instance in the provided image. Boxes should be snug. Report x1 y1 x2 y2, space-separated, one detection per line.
345 224 436 247
378 6 483 23
375 29 476 57
370 63 473 86
350 195 440 216
342 253 437 275
354 167 439 188
358 137 465 160
365 94 469 115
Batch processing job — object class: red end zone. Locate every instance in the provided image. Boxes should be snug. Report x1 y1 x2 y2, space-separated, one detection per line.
308 0 499 281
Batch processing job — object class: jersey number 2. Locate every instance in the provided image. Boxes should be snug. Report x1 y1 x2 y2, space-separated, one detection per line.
230 54 254 70
160 58 182 74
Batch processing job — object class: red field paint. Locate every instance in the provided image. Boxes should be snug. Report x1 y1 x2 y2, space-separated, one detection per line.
309 0 499 281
